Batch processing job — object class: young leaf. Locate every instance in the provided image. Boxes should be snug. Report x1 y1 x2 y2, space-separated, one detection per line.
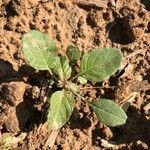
68 82 79 93
52 56 71 80
90 99 127 127
77 76 87 84
22 30 58 71
79 48 122 82
47 91 75 129
66 45 81 62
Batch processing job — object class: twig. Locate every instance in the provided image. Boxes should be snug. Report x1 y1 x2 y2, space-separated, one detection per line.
120 92 138 112
110 0 116 6
45 130 59 148
75 0 108 8
80 86 100 91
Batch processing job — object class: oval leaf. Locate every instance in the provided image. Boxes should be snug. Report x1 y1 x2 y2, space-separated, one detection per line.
47 91 75 129
66 45 81 62
90 99 127 127
22 30 58 71
52 56 71 80
77 76 87 84
79 48 122 82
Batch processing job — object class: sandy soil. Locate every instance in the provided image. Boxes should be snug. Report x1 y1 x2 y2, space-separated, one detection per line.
0 0 150 149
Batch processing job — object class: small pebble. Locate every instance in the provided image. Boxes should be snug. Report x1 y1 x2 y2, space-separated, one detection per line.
102 127 113 139
143 103 150 114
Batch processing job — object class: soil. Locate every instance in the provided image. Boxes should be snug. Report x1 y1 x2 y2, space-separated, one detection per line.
0 0 150 149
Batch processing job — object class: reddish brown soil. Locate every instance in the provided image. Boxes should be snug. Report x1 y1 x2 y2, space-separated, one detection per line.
0 0 150 149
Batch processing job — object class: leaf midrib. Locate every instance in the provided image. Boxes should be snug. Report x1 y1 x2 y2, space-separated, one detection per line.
80 52 104 76
51 91 64 127
30 34 51 71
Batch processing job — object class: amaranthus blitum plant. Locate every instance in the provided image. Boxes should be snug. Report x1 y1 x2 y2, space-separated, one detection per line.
22 30 127 129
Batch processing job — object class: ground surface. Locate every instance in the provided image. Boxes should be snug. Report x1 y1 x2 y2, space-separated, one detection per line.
0 0 150 149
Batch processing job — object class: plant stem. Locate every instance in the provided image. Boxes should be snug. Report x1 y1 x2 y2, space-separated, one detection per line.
72 91 87 103
71 73 80 82
64 82 86 102
80 86 100 91
48 69 58 81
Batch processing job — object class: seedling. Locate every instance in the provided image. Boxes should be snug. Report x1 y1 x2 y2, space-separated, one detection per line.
22 30 127 129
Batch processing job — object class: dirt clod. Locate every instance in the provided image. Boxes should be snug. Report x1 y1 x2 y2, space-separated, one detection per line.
1 81 27 106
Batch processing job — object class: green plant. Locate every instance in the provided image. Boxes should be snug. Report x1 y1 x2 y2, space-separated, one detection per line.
22 30 127 129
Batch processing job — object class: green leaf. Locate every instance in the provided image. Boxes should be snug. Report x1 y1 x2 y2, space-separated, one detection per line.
68 82 79 93
79 48 122 82
66 45 81 62
77 76 87 84
22 30 58 71
52 56 71 80
47 91 75 129
90 99 127 127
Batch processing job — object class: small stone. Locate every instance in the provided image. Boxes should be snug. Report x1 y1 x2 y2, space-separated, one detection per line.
1 81 28 106
26 86 40 100
143 103 150 114
102 127 113 139
137 140 148 149
27 0 39 6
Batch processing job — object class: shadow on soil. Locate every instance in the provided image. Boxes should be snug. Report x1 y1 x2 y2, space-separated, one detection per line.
106 17 135 45
0 59 20 83
0 59 46 132
91 106 150 148
4 0 18 17
69 107 92 129
76 3 102 11
0 58 48 85
110 106 150 147
18 64 48 86
16 100 42 132
14 67 47 131
0 58 41 84
140 0 150 11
